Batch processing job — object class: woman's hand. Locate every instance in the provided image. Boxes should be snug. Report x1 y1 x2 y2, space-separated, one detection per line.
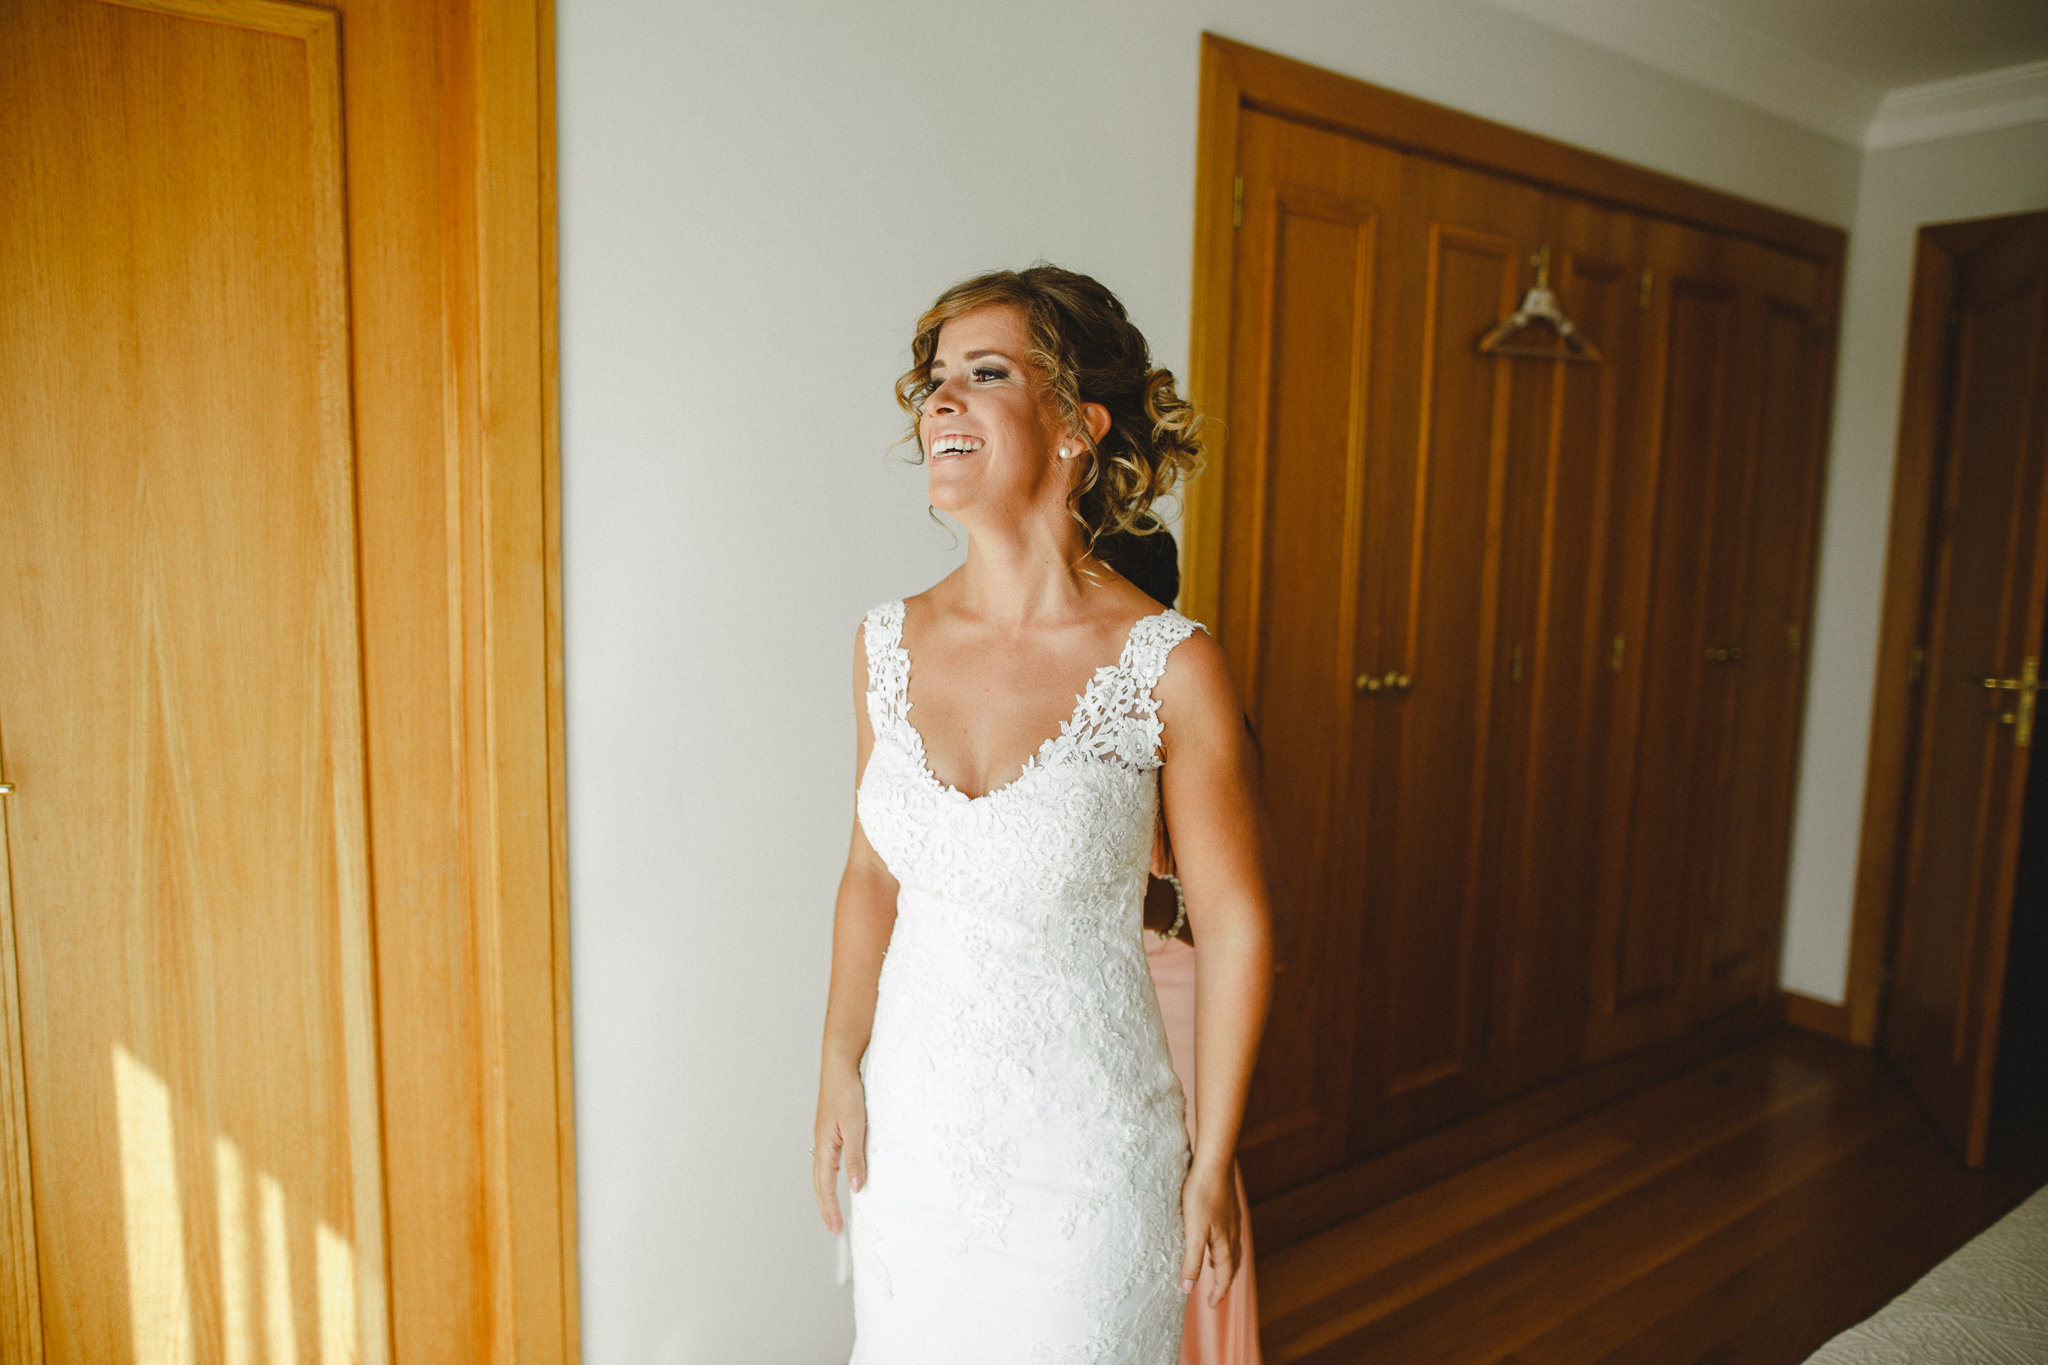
1178 1163 1242 1307
813 1067 867 1234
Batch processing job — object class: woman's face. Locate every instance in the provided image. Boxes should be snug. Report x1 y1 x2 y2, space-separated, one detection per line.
918 304 1074 527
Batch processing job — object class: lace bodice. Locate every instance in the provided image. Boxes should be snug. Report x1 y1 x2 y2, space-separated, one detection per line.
850 599 1205 1365
859 599 1202 908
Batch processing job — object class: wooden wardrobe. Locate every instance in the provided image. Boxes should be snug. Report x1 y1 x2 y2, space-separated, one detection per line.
1183 38 1843 1230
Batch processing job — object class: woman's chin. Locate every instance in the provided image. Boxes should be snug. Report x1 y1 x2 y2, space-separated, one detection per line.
925 476 977 520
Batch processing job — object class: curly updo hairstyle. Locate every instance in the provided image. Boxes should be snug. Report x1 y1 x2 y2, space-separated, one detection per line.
895 265 1204 550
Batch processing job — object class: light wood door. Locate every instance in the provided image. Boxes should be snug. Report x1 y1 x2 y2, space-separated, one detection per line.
0 1 575 1360
1220 109 1404 1197
2 2 384 1357
1886 213 2048 1166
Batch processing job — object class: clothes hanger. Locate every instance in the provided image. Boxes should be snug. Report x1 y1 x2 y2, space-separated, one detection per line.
1478 246 1601 363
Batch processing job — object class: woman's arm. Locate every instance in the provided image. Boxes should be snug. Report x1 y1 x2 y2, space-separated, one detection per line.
1156 630 1275 1305
814 625 901 1235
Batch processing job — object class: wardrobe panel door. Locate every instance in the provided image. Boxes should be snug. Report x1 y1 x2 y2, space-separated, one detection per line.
1224 111 1404 1197
1349 156 1545 1154
1587 222 1736 1060
1693 243 1830 1020
1481 195 1647 1098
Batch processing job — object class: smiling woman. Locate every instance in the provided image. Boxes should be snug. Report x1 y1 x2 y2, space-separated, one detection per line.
813 266 1274 1364
895 267 1205 550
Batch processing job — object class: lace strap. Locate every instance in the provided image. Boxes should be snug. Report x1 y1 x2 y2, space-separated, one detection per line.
862 600 909 729
1055 610 1206 772
1121 610 1205 695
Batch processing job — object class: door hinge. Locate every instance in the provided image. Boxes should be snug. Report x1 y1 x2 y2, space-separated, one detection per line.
1232 175 1243 230
1610 634 1626 673
1510 642 1524 684
1788 622 1802 657
1638 268 1653 311
1908 646 1925 685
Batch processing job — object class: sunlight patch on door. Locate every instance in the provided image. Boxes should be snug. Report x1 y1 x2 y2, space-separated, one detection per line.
318 1222 358 1364
260 1169 300 1364
215 1135 253 1365
116 1044 360 1364
115 1044 194 1365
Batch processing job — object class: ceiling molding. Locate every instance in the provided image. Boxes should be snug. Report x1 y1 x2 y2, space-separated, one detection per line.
1865 59 2048 150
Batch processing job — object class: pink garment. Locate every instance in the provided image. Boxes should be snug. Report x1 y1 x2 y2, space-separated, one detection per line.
1144 934 1263 1365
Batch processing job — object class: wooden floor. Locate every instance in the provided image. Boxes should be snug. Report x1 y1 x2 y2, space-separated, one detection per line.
1256 1030 2048 1364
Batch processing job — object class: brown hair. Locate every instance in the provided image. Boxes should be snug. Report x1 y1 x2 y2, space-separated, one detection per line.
895 265 1204 548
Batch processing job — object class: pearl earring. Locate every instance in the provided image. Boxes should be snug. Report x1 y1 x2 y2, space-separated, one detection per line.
1058 446 1075 460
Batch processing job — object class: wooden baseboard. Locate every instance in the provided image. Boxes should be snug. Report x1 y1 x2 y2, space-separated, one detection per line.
1250 1004 1779 1254
1783 989 1852 1041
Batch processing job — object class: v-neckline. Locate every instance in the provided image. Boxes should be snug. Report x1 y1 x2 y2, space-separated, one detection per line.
894 606 1170 804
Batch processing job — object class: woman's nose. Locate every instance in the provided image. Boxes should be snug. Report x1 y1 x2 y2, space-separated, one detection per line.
925 374 962 413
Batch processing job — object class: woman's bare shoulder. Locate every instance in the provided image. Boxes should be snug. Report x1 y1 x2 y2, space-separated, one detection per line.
1153 622 1237 713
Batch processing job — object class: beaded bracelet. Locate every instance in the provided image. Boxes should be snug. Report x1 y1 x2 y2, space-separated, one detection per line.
1154 872 1188 941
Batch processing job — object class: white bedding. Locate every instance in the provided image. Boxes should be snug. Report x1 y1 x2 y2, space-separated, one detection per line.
1803 1182 2048 1364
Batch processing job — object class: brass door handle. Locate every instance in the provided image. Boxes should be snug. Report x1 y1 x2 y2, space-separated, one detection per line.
0 783 12 795
1980 658 2039 746
1353 671 1412 695
1705 646 1744 663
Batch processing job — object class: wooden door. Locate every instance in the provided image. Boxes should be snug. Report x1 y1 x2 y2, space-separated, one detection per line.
1886 213 2048 1166
1220 109 1404 1197
1190 36 1844 1223
1586 220 1743 1059
1343 153 1552 1156
0 1 574 1361
1689 240 1830 1023
1585 227 1831 1057
2 5 384 1357
1475 195 1649 1101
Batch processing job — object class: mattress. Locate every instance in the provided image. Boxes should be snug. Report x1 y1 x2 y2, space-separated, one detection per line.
1803 1182 2048 1364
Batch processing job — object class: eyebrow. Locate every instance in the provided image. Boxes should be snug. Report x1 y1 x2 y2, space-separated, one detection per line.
930 349 1016 369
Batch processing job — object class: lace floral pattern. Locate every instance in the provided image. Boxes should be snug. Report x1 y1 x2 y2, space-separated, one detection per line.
848 600 1203 1365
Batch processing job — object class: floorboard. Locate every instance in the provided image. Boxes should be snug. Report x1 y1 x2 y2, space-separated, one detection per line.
1256 1031 2048 1365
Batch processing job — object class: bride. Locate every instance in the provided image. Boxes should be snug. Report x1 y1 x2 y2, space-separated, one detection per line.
813 265 1273 1364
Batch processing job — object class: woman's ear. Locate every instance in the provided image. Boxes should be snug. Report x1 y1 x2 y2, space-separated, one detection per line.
1080 401 1112 449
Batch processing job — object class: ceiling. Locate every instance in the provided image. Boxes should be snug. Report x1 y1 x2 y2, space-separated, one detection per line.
1483 0 2048 145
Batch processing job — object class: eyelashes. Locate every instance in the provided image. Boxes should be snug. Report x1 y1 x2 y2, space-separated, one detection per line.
918 366 1010 403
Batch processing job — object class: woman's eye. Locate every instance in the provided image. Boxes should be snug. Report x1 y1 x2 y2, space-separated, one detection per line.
972 367 1006 383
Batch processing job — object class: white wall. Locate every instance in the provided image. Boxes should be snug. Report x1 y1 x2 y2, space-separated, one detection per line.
556 5 1861 1362
1780 118 2048 1003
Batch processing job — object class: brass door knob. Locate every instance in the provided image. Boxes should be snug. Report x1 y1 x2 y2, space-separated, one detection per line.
0 783 12 795
1354 673 1382 694
1384 672 1412 693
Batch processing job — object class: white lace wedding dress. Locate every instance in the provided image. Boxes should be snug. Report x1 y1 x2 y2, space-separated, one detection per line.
848 599 1202 1365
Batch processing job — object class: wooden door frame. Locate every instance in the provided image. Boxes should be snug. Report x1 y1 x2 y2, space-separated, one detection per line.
0 0 575 1359
1183 33 1845 632
447 0 579 1354
1843 211 2048 1049
396 0 580 1354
